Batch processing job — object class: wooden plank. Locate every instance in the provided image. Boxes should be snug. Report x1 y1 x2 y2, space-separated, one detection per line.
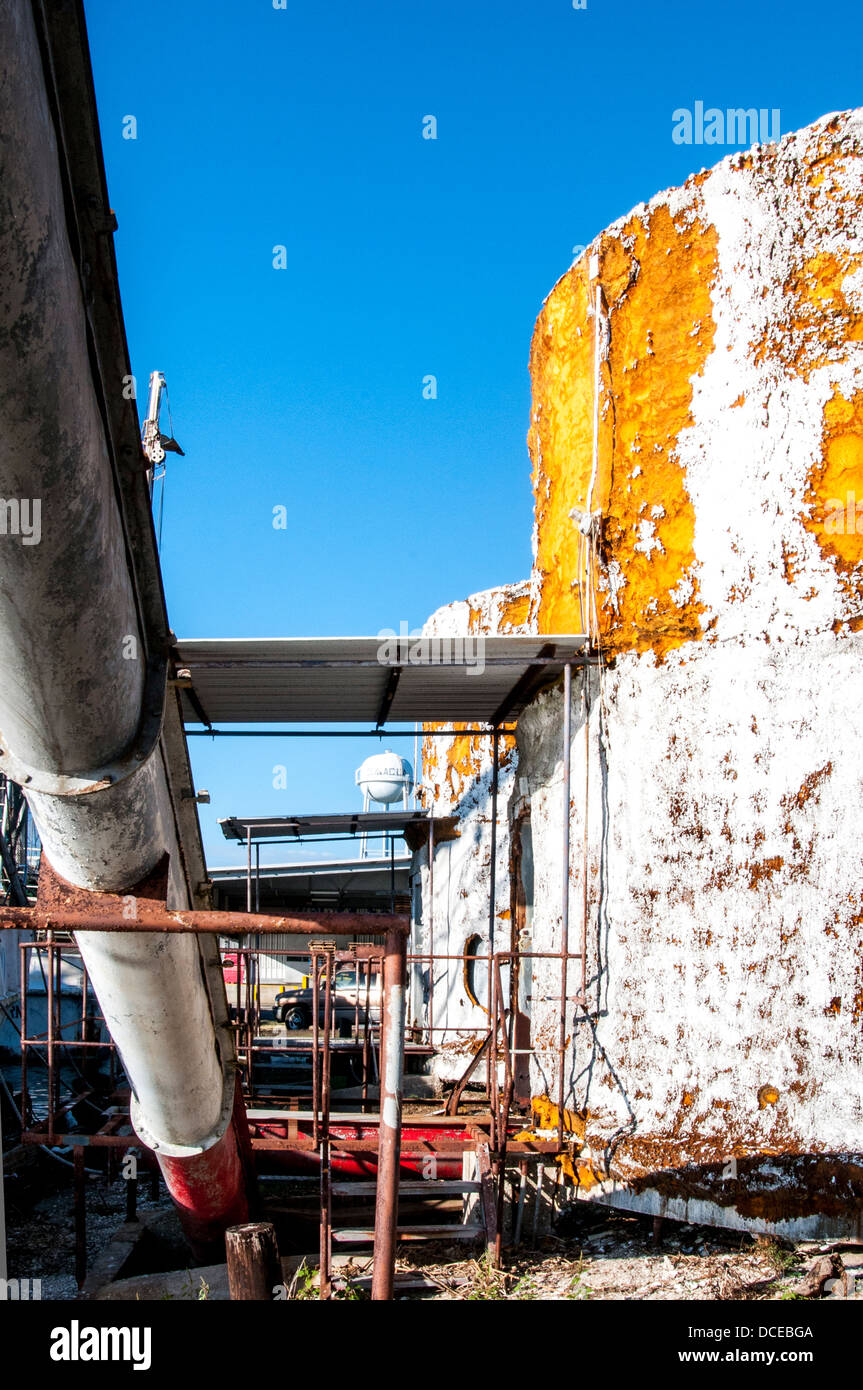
330 1180 480 1197
332 1224 485 1244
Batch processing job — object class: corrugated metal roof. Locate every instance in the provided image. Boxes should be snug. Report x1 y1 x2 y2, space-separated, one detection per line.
174 635 588 726
209 857 412 914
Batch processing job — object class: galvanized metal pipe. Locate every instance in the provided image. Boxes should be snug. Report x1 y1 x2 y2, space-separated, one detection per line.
0 0 244 1251
488 729 500 956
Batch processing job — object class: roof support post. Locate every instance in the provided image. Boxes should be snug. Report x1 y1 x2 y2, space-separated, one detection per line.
488 728 500 958
371 926 407 1300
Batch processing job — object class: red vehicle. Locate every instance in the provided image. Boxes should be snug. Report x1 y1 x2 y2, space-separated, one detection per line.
221 951 246 986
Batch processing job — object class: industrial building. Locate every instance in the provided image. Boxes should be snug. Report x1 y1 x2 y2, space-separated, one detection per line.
1 0 862 1308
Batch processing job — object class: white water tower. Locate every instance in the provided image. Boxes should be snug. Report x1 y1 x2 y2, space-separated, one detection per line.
355 751 413 858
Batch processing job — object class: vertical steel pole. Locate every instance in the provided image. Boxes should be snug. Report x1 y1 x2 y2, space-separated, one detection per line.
312 955 321 1146
74 1144 86 1288
488 729 500 1126
246 828 252 914
582 668 591 1001
0 1048 6 1281
19 944 28 1133
320 960 333 1299
46 940 55 1143
488 729 500 957
427 817 434 1046
371 928 407 1301
558 663 572 1146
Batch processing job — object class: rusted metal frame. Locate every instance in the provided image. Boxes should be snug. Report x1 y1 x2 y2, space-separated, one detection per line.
371 927 407 1301
74 1145 87 1288
28 1131 567 1156
427 815 434 1048
20 943 29 1127
54 941 64 1134
318 948 334 1299
0 906 410 935
492 954 515 1264
353 957 361 1048
245 947 254 1098
362 959 372 1110
489 727 500 959
0 823 27 906
445 1031 493 1116
490 960 500 1150
475 1141 498 1264
312 955 321 1146
80 957 89 1051
558 661 572 1150
125 1146 138 1221
46 936 56 1143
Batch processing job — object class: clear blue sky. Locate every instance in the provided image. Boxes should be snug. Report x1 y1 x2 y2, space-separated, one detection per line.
83 0 861 868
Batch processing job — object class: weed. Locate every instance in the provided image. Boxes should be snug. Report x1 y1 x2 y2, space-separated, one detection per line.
509 1274 539 1300
287 1260 319 1300
762 1240 797 1277
462 1254 509 1301
565 1275 592 1300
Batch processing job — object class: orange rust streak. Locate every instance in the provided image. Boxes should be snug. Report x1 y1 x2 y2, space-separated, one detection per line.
528 204 719 658
804 390 863 625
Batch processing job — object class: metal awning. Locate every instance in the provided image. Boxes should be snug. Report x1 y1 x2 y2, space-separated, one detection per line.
219 811 459 853
174 635 588 727
210 857 412 878
221 811 435 842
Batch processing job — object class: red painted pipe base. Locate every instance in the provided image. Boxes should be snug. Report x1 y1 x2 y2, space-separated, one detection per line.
159 1122 250 1260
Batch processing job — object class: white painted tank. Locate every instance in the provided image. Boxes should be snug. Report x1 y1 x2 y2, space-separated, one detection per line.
355 751 412 804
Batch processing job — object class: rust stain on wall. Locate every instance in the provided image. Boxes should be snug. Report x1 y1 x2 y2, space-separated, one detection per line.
528 200 718 658
753 252 863 379
804 389 863 622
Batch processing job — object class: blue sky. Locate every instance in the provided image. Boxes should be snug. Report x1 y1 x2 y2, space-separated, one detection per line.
83 0 861 867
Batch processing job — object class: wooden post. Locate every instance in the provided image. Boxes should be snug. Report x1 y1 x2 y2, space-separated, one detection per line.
225 1222 281 1301
74 1145 87 1288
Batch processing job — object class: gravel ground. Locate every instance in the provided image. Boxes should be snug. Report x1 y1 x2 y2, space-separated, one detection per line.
389 1206 863 1301
4 1164 173 1301
5 1166 861 1301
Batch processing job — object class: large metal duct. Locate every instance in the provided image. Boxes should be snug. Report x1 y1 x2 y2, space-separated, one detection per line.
0 0 248 1249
